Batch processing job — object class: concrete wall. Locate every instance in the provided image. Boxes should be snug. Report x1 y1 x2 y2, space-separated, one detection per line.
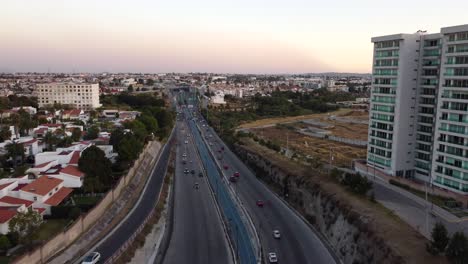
234 145 405 264
13 140 162 264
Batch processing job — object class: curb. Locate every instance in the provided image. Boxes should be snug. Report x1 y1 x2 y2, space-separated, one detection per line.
188 121 237 264
75 129 174 263
195 120 262 264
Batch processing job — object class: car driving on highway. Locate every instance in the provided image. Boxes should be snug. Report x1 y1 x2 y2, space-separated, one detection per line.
273 230 281 239
82 252 101 264
184 168 189 174
233 171 240 177
268 252 278 263
256 200 265 207
229 176 237 183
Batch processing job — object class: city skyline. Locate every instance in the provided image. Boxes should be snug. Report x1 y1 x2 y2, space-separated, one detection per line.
2 0 468 73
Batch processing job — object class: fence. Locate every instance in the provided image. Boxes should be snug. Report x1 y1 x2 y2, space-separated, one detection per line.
188 119 257 264
298 129 367 147
13 140 162 264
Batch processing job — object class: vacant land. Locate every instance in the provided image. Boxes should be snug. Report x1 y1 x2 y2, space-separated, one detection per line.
237 109 350 129
251 125 366 168
239 139 447 264
239 109 369 141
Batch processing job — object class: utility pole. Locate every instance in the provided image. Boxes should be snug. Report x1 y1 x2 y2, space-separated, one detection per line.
425 180 429 236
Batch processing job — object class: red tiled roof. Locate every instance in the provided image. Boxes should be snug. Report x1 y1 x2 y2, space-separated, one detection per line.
63 109 82 116
34 161 53 168
0 209 17 223
12 183 27 191
21 138 38 145
58 150 72 155
0 182 13 191
0 196 33 207
44 187 73 206
35 127 48 134
21 177 63 196
60 165 84 177
69 151 80 165
34 208 46 214
43 123 62 128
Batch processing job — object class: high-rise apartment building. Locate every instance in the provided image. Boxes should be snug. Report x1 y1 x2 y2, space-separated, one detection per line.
368 24 468 194
36 83 101 110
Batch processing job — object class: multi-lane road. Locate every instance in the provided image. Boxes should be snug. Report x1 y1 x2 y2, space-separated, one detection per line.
187 97 337 263
162 120 232 264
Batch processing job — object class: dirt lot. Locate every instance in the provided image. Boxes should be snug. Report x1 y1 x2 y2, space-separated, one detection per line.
237 109 350 129
239 139 447 264
239 109 369 142
251 126 366 169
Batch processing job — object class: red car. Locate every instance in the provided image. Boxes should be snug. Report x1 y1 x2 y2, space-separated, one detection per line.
223 165 229 170
233 172 240 177
256 200 265 207
221 146 225 150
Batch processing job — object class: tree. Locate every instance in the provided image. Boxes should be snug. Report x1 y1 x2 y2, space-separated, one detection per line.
146 79 155 86
128 85 134 92
16 109 36 136
6 142 25 167
0 235 11 251
118 134 143 163
43 132 59 151
85 125 99 140
71 128 82 142
109 128 125 152
79 146 113 192
446 232 468 264
124 120 147 142
138 114 159 134
0 126 12 142
427 222 449 255
57 136 73 148
8 210 43 247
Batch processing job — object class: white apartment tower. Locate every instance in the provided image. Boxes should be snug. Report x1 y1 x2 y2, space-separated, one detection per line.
36 83 101 110
368 24 468 194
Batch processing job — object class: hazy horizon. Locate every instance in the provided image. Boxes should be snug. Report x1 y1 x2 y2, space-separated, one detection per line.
2 0 468 74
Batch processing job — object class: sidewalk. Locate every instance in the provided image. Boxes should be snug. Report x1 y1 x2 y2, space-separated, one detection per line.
49 142 161 264
355 161 468 206
129 185 170 264
350 163 468 239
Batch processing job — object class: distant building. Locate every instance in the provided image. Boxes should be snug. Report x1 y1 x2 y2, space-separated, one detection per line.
36 83 101 110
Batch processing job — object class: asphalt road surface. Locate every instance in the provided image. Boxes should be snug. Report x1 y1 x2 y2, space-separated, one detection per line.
85 132 173 262
195 113 336 264
162 120 232 264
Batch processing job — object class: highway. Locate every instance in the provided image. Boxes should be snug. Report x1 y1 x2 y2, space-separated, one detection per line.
78 131 174 263
192 111 337 264
162 120 232 264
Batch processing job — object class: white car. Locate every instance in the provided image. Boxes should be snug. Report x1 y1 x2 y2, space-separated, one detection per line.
273 230 281 239
182 153 187 157
184 140 188 144
82 252 100 264
268 252 278 263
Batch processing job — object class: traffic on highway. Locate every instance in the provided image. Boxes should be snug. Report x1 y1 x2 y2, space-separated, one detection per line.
170 90 337 264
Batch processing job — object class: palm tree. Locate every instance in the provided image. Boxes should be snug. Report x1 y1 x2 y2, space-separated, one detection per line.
6 142 25 168
43 132 58 151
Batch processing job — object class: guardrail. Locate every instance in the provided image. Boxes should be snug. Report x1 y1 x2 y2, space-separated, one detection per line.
195 122 262 263
187 117 257 264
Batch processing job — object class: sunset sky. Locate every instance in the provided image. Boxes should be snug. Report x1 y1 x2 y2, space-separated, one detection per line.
1 0 468 74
